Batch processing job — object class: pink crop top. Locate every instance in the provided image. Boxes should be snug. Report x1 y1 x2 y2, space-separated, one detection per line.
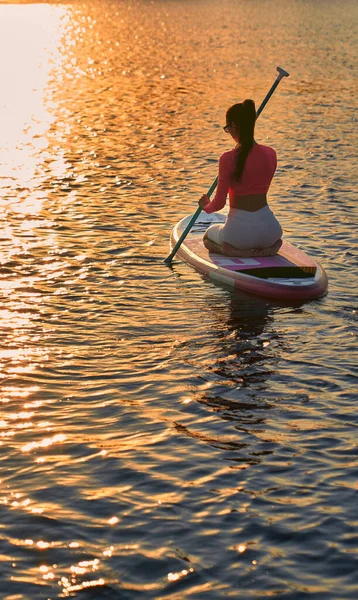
204 143 277 214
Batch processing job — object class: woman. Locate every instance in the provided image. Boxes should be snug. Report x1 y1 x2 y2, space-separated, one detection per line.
199 99 282 257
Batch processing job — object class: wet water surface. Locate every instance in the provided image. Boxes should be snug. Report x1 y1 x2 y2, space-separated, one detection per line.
0 0 357 598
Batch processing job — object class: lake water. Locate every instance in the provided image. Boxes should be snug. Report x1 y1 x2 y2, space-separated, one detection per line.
0 1 357 598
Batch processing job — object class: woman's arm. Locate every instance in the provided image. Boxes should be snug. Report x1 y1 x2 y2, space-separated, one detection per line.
198 153 231 214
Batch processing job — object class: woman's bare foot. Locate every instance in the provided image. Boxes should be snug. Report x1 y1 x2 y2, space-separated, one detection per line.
203 238 224 254
203 238 282 257
222 239 282 257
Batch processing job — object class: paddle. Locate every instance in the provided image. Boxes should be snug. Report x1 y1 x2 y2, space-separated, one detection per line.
164 66 289 265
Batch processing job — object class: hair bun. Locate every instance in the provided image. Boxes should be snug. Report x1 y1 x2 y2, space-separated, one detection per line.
243 99 256 113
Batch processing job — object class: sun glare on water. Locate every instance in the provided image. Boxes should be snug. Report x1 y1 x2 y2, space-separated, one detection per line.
0 4 69 190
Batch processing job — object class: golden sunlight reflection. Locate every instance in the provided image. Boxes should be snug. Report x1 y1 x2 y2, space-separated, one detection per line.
168 568 194 582
0 4 69 189
9 411 34 420
103 546 114 557
1 340 48 442
2 386 39 398
37 541 51 549
59 558 104 596
22 433 66 453
61 578 105 595
0 310 32 330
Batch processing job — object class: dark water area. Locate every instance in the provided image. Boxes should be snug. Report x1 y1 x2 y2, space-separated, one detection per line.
0 0 357 598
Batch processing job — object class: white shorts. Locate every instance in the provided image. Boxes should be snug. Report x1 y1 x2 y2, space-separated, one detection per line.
206 206 282 250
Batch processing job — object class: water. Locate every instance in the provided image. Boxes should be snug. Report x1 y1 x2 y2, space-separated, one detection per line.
0 0 357 598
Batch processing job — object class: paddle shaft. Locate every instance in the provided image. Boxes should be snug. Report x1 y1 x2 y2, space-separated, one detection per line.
164 66 289 265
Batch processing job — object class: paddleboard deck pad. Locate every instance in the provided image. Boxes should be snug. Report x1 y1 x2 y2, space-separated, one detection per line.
170 213 328 300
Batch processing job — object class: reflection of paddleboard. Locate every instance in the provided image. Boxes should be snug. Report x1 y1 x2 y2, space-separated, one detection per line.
170 213 328 300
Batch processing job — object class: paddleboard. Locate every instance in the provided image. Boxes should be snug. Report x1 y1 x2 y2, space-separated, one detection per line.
170 212 328 300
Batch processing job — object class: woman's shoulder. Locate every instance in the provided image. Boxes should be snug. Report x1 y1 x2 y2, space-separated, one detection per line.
255 143 276 157
219 148 237 165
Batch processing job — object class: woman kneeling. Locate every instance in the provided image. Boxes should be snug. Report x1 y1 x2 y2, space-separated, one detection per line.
199 100 282 257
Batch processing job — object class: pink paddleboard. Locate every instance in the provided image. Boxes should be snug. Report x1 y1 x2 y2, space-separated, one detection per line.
170 213 328 300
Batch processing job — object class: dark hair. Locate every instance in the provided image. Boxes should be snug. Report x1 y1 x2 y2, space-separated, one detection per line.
226 99 256 181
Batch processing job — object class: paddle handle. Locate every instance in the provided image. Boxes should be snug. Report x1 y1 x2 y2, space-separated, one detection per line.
164 66 289 265
256 67 289 118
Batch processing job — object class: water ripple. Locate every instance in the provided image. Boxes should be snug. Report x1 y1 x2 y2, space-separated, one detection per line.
0 0 357 598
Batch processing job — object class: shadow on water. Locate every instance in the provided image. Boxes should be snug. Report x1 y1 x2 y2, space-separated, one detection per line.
174 285 306 465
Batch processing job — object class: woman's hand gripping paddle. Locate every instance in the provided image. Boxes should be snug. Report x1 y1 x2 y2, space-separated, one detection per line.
164 66 289 265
